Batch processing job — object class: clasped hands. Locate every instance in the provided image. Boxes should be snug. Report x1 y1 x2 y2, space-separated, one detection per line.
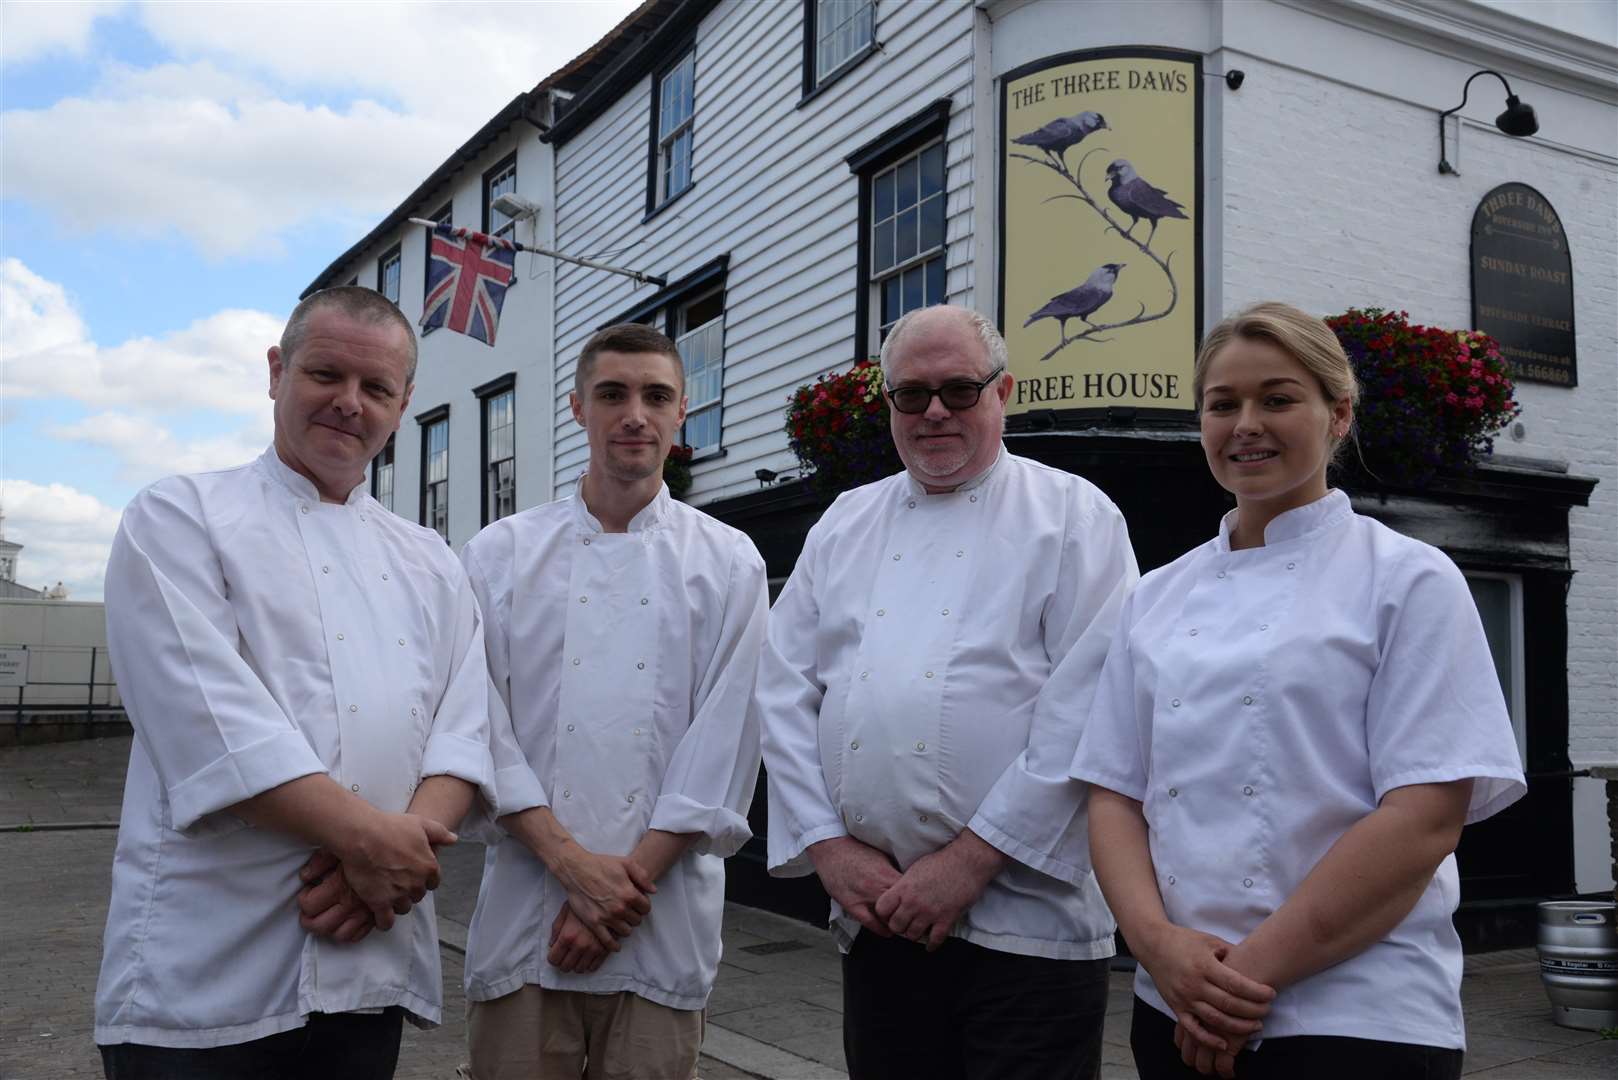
1140 925 1277 1079
808 833 1004 951
295 810 457 943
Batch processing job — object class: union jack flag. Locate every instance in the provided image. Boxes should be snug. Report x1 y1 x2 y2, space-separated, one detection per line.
420 224 516 346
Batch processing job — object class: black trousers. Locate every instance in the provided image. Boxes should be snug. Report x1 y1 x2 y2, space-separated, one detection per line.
100 1008 404 1080
842 931 1110 1080
1130 996 1464 1080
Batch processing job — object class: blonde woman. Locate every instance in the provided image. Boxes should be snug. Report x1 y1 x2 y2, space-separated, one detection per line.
1071 302 1525 1079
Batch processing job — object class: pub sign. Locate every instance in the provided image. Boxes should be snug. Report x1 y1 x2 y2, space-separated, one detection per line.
1471 183 1577 387
999 48 1203 419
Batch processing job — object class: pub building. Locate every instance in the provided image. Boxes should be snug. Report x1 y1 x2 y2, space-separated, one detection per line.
307 0 1616 948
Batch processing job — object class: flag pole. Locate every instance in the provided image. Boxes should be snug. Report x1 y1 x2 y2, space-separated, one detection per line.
408 218 666 287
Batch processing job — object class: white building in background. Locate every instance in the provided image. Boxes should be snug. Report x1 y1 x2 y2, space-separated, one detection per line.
307 0 1616 935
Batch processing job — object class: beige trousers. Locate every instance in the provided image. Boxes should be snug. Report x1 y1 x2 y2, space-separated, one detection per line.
467 984 703 1080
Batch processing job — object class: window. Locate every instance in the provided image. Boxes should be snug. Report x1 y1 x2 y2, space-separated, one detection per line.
805 0 876 95
847 99 951 355
421 201 451 333
676 291 725 457
418 406 450 541
476 374 516 526
370 436 395 511
1466 572 1527 767
377 244 402 305
483 155 517 242
650 49 695 211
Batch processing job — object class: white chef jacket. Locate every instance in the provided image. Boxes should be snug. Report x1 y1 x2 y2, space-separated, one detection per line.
758 450 1139 959
94 448 497 1049
460 481 768 1011
1070 490 1526 1048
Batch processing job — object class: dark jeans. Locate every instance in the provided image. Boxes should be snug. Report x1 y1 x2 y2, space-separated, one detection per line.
842 931 1110 1080
100 1007 404 1080
1130 996 1464 1080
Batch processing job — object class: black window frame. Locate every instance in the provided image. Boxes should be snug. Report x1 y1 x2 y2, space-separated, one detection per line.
369 434 395 511
377 243 403 305
645 43 698 219
483 153 518 243
474 373 517 527
801 0 879 105
416 404 451 542
847 98 952 356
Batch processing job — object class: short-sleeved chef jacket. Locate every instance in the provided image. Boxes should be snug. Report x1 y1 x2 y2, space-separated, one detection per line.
758 450 1139 959
1071 490 1526 1048
95 448 497 1048
460 481 769 1011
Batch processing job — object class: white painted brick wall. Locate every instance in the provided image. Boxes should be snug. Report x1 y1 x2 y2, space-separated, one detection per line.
1221 58 1617 768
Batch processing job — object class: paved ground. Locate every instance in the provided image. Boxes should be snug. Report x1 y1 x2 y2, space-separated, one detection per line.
3 736 1614 1079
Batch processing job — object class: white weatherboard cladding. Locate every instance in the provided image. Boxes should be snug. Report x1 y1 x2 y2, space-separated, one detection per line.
551 0 975 504
345 131 557 551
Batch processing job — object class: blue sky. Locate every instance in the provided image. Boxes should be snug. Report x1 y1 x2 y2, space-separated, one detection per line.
1 0 639 598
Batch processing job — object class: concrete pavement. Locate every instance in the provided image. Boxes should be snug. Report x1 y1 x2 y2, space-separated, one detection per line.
3 736 1614 1079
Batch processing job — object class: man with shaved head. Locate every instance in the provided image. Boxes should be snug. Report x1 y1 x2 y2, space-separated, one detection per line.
756 304 1139 1079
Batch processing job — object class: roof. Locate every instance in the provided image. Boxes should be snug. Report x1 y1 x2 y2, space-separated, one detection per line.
299 0 681 298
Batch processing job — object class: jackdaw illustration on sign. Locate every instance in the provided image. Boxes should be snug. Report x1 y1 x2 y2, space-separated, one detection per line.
1105 159 1187 248
1024 263 1125 341
1011 111 1109 169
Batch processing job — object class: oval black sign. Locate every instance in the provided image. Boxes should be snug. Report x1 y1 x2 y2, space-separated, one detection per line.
1471 183 1576 387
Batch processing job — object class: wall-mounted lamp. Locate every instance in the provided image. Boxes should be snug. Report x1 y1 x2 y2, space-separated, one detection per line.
1203 69 1244 91
1437 69 1538 175
754 468 779 485
491 192 542 220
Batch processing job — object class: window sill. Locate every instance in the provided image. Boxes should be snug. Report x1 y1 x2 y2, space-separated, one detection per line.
643 182 697 224
799 41 880 110
689 447 727 465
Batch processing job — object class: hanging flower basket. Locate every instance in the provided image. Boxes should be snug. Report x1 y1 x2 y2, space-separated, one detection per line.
785 359 902 496
663 444 694 500
1325 308 1520 488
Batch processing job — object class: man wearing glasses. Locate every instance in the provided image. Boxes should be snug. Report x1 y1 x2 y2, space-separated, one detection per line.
756 304 1138 1079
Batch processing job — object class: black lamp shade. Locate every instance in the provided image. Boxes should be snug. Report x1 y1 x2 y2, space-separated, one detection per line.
1496 95 1539 137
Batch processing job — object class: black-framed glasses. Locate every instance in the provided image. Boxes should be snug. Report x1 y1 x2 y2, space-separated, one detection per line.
884 366 1006 415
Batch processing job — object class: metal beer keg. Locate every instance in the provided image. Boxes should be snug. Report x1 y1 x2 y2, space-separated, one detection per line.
1536 900 1618 1030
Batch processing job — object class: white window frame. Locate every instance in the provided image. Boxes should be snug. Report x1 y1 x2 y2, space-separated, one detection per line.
378 246 402 305
1464 570 1527 767
814 0 876 86
675 289 725 458
370 436 394 512
655 50 696 207
868 139 948 351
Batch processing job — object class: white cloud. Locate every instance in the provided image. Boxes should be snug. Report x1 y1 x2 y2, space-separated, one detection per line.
2 257 281 416
49 412 270 487
0 0 127 63
0 479 123 600
0 0 641 256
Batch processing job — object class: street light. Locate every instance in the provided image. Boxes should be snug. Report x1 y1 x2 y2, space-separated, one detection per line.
1438 69 1539 175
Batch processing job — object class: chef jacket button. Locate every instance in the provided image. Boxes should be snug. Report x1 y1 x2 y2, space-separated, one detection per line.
876 609 885 617
1171 698 1181 708
1259 624 1268 631
566 723 576 732
573 658 581 666
322 566 330 574
940 608 949 616
359 515 366 522
1169 788 1178 798
968 494 977 503
579 596 588 604
854 813 864 823
633 727 642 736
582 538 591 545
860 671 869 680
955 550 964 558
907 500 916 509
1243 878 1254 888
1217 571 1226 579
351 784 360 792
919 814 929 823
1286 561 1296 570
626 794 635 804
892 553 901 561
1167 875 1176 885
915 741 926 751
410 707 418 716
300 505 309 514
1188 628 1199 637
640 597 649 605
1243 785 1254 796
381 573 389 581
336 633 344 641
563 789 571 799
349 704 358 713
637 661 646 670
924 671 934 679
851 740 860 750
1243 695 1254 705
398 638 406 646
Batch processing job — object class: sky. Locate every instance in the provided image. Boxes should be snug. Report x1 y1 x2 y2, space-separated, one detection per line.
1 0 641 601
